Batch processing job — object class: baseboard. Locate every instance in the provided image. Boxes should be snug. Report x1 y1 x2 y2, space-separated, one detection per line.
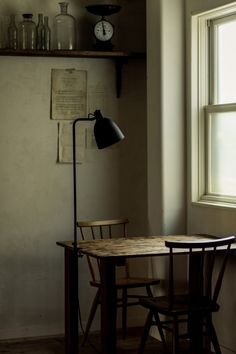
0 333 64 344
0 326 64 342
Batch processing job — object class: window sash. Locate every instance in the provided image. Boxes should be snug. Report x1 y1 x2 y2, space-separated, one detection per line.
204 14 236 203
209 14 236 105
204 104 236 203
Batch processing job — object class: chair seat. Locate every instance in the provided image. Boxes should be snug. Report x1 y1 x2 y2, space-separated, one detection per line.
90 277 160 289
140 294 219 315
116 277 160 288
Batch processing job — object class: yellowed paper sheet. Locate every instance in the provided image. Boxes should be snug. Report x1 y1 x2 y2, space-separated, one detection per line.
58 122 85 163
51 69 87 120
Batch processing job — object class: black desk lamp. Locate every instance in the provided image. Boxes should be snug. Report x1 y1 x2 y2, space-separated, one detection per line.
71 109 124 354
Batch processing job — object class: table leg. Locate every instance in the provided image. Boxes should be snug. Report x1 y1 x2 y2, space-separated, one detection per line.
189 313 204 354
100 257 117 354
189 253 204 354
64 248 79 354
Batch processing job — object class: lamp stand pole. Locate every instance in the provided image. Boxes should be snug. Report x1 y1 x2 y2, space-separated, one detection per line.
71 117 95 354
69 111 124 354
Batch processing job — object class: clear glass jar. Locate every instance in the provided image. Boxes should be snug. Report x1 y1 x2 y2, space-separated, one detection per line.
8 14 18 49
54 2 76 50
18 14 36 50
43 16 51 50
36 13 44 50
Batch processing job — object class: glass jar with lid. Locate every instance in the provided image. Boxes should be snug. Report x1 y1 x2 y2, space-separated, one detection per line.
18 14 36 50
54 2 76 50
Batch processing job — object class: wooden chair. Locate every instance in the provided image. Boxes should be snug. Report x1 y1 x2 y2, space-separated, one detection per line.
77 218 160 344
138 236 235 354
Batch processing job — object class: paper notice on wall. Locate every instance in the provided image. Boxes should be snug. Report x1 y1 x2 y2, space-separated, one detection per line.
58 122 86 163
51 69 87 120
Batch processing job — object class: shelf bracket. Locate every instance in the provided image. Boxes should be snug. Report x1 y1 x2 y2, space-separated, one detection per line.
115 58 128 98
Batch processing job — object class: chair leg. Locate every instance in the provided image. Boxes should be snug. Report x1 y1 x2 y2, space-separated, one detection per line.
81 288 101 346
153 312 168 353
146 285 154 297
206 316 221 354
172 316 179 354
122 288 128 339
143 287 168 353
138 310 154 354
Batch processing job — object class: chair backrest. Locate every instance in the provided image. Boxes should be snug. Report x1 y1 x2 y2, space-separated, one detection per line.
165 236 235 308
77 218 129 283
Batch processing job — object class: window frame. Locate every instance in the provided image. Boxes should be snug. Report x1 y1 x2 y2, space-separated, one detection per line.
191 3 236 208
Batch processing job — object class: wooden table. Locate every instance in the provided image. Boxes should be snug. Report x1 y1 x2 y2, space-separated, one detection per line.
57 234 233 354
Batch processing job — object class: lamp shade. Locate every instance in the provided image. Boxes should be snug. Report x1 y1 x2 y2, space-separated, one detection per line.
93 110 124 149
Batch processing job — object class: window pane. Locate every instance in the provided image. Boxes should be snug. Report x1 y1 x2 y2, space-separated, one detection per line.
209 111 236 195
217 20 236 104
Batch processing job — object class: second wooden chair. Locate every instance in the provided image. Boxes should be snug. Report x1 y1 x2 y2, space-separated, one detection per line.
138 235 235 354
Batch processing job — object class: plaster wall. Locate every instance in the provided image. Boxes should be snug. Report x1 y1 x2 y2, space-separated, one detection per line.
146 0 186 295
161 0 186 235
147 0 186 238
0 55 121 339
0 0 147 340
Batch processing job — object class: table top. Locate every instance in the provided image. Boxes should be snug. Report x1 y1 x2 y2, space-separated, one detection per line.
57 234 229 258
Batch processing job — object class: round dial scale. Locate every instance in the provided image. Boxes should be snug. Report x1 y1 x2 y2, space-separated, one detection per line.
86 4 121 51
94 20 114 42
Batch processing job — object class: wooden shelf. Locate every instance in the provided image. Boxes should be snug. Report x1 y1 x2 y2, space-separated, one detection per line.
0 49 146 97
0 49 145 59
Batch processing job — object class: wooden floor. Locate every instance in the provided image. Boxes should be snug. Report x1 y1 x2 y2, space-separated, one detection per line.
0 329 211 354
0 329 166 354
0 333 159 354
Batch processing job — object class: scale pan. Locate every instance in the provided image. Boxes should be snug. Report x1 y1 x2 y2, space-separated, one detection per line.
86 4 121 16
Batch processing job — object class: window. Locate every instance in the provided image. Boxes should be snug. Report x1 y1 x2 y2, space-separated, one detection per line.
192 4 236 206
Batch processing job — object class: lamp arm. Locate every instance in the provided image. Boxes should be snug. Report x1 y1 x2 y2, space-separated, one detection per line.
73 116 96 249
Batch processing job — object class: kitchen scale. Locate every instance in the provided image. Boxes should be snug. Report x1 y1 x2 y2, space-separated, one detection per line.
86 4 121 51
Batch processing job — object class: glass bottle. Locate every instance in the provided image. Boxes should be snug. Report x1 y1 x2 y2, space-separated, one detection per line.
8 15 18 50
54 2 76 50
18 14 36 50
36 13 44 50
43 16 51 50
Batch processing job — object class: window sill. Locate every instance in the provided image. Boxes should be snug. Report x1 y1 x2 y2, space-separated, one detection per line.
192 200 236 210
